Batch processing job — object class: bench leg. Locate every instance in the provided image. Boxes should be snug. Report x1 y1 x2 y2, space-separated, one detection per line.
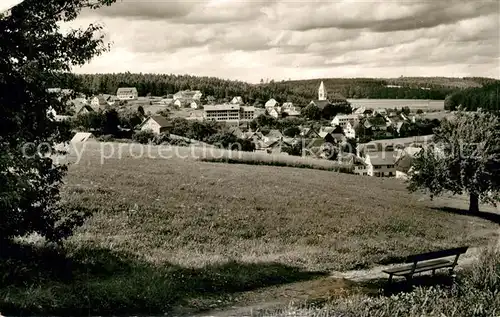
388 274 393 284
449 267 457 279
405 275 412 282
432 269 436 276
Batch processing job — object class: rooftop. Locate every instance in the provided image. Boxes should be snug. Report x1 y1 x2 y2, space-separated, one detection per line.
309 100 331 110
366 116 387 127
117 87 137 93
366 152 397 166
204 104 240 111
148 115 171 128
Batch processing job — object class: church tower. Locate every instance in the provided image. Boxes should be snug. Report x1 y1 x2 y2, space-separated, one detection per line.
318 81 326 101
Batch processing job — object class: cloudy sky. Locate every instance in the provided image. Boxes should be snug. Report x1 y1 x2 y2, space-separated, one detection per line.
13 0 500 82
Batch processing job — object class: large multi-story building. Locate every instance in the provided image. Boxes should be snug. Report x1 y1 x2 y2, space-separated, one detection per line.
204 104 256 123
116 87 138 100
240 106 256 121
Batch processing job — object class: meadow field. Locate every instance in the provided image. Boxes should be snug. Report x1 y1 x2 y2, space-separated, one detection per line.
1 141 498 315
59 142 497 271
347 99 445 110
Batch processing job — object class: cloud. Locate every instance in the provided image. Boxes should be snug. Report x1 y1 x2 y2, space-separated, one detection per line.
279 1 498 32
71 0 500 82
81 0 196 20
83 0 272 24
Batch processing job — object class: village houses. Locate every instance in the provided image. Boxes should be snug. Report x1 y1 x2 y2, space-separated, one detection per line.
231 96 244 104
282 102 300 117
91 95 115 109
174 90 202 102
331 114 361 128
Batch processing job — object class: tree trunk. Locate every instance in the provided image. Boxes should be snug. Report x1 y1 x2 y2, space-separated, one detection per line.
469 193 479 213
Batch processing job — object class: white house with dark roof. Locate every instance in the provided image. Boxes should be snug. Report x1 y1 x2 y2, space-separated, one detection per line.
138 116 171 135
116 87 138 100
364 152 397 177
91 95 108 109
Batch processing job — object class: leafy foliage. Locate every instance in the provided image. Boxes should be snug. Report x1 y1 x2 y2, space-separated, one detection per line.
207 132 255 151
283 126 300 137
321 102 352 119
0 0 116 242
444 82 500 112
302 104 322 120
408 110 500 212
132 130 155 144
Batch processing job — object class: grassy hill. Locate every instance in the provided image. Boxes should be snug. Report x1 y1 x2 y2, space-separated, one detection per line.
63 143 497 271
2 142 497 315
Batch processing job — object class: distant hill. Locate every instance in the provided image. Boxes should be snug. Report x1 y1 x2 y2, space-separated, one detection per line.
53 73 499 108
273 77 499 102
384 77 497 89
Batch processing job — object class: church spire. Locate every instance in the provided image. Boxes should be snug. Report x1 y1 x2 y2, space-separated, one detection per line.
318 81 326 101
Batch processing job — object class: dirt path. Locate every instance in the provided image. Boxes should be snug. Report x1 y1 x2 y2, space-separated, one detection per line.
188 247 483 317
329 246 482 282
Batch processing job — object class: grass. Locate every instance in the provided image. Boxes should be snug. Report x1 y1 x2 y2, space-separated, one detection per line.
59 142 497 271
0 242 324 315
260 245 500 317
1 141 498 315
199 149 352 172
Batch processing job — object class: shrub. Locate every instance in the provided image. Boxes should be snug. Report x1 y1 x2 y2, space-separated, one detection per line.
206 132 238 149
132 130 155 144
169 139 190 147
153 133 171 145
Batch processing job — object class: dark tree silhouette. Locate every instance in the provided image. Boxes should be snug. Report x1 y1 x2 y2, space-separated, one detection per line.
0 0 116 242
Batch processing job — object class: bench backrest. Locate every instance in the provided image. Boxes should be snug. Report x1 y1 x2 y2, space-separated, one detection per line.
407 246 469 263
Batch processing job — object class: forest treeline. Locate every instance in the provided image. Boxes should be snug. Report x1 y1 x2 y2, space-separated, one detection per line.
51 73 498 107
444 82 500 112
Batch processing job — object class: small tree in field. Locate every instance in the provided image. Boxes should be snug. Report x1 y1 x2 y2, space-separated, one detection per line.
408 110 500 213
0 0 115 243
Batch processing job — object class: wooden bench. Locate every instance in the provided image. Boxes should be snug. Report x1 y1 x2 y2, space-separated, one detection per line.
383 246 468 284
